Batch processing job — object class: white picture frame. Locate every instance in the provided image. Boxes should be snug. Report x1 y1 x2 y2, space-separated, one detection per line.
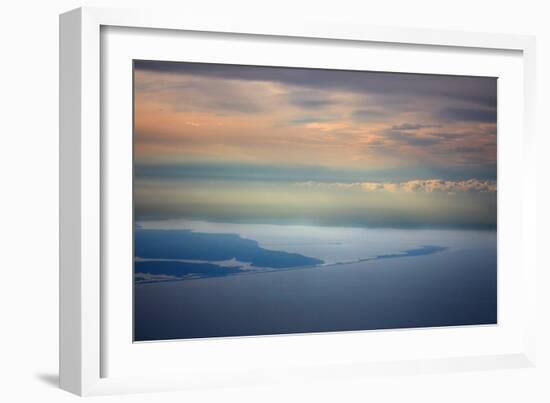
59 6 537 396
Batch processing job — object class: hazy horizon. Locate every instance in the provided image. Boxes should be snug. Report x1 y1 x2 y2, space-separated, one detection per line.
134 61 496 229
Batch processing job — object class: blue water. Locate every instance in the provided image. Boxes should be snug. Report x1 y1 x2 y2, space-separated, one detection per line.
133 222 497 341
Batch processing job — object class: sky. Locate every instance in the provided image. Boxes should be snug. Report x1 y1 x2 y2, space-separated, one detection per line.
133 60 497 229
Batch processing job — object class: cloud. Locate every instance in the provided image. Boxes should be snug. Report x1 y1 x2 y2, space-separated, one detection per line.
439 107 497 123
134 69 271 114
399 179 496 193
134 60 498 187
351 109 391 122
297 178 496 193
360 182 384 191
287 90 336 109
391 123 441 131
135 161 497 185
288 116 337 125
384 129 443 146
453 146 482 153
134 60 497 108
291 99 334 108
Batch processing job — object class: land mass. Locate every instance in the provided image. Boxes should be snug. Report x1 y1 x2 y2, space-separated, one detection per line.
135 229 448 283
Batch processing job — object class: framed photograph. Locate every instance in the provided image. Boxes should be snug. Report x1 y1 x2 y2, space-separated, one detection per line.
60 7 537 396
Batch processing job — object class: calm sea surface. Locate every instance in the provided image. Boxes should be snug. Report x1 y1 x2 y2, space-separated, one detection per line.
134 221 497 341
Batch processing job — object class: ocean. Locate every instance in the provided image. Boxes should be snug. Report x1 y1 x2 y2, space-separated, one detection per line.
134 220 497 341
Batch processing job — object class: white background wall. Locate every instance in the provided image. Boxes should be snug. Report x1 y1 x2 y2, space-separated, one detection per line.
1 0 548 401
